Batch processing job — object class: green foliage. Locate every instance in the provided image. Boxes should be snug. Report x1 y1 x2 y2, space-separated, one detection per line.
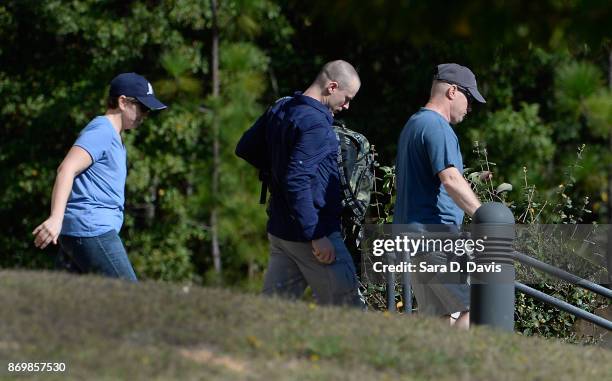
549 60 611 218
0 0 291 287
515 284 604 341
467 103 555 188
583 89 612 138
203 41 272 286
157 47 206 99
121 105 205 281
371 165 396 224
555 61 604 118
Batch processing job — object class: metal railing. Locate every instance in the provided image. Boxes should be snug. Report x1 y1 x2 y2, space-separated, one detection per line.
385 202 611 332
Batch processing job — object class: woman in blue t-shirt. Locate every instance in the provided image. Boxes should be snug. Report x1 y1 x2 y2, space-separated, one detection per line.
32 73 166 281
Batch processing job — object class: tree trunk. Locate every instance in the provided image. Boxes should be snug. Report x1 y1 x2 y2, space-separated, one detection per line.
607 49 612 288
210 0 222 275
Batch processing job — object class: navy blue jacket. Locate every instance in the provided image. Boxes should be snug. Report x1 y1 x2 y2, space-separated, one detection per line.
235 93 342 241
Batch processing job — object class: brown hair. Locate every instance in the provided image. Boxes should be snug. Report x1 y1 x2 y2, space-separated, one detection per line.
106 95 120 109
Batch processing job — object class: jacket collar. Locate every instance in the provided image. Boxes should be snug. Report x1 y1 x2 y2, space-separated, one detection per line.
293 91 333 124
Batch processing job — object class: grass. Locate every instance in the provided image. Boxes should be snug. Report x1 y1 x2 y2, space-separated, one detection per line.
0 270 611 380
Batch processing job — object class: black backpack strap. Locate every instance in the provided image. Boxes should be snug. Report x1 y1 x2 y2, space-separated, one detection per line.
334 126 351 198
257 96 293 206
334 125 363 218
259 171 268 205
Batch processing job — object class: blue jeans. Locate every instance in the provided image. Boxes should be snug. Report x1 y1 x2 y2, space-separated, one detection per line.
56 230 137 282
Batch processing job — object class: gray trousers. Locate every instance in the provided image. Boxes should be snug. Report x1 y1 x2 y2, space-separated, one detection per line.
263 232 364 307
411 251 470 316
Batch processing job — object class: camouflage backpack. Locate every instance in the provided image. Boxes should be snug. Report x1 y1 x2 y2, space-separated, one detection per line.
333 120 377 238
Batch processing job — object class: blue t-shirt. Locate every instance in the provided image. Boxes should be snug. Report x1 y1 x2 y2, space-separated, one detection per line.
61 116 127 237
394 108 464 225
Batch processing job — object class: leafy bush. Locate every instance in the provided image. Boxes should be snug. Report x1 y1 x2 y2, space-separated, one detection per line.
515 284 604 342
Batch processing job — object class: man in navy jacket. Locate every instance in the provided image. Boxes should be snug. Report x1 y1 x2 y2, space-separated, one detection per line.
236 60 363 307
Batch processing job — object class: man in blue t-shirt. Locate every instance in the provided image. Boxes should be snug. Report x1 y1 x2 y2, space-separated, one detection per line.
33 73 167 281
394 63 486 328
236 60 364 307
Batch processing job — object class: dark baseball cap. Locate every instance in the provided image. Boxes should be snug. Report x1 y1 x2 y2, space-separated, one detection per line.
109 72 167 111
434 63 486 104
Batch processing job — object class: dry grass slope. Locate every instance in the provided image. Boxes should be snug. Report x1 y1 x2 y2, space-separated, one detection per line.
1 270 611 380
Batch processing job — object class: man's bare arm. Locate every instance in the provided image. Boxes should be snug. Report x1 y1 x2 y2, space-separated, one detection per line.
438 166 481 217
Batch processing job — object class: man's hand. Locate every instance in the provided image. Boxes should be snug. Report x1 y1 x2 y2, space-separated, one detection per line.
479 171 493 182
32 215 63 249
312 236 335 264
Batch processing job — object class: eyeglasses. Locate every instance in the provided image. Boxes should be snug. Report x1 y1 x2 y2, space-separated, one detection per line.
125 97 149 114
439 81 473 107
455 85 474 107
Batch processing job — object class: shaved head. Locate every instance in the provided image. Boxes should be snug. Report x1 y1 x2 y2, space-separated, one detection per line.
430 80 452 99
314 60 361 91
303 60 360 115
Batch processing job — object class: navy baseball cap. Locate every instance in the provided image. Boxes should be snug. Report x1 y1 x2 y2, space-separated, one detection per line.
434 63 486 104
109 72 167 110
